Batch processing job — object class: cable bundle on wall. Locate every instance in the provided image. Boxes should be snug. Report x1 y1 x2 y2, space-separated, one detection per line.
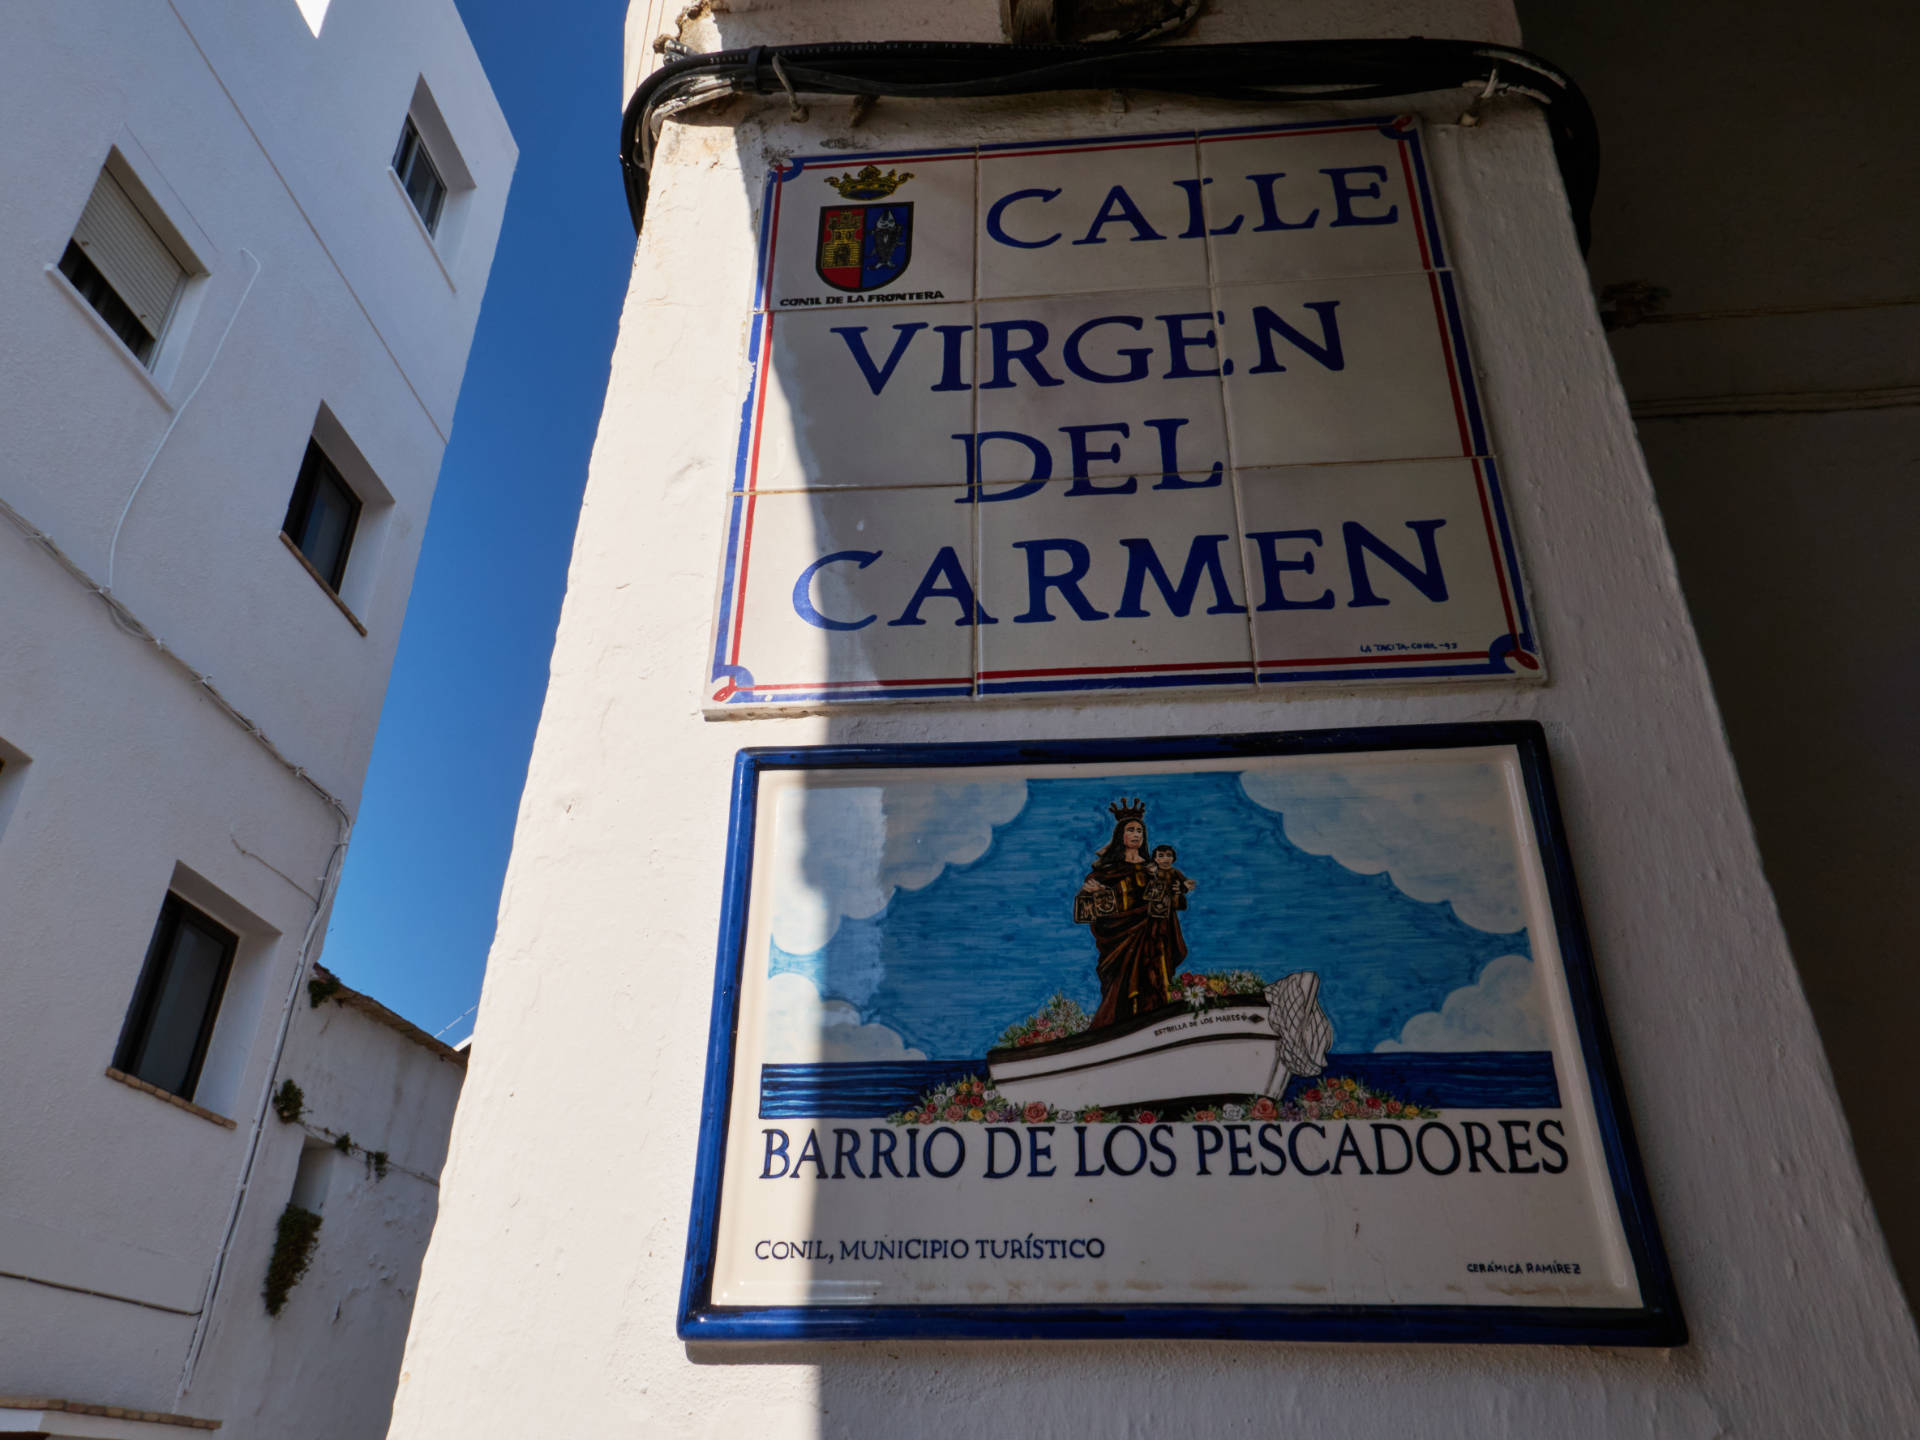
620 39 1599 249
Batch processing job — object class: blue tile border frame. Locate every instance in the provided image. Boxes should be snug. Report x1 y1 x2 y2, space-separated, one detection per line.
707 119 1543 708
678 723 1686 1345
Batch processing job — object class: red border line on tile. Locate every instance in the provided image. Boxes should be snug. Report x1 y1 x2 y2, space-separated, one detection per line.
1424 270 1474 456
745 676 971 691
1395 131 1436 272
1258 650 1491 669
728 314 777 668
1472 457 1520 646
979 658 1251 679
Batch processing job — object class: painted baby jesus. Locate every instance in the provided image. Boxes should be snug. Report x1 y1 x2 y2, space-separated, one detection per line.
1143 844 1196 919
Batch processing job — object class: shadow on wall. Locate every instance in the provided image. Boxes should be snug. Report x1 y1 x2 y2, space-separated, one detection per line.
1517 0 1920 1314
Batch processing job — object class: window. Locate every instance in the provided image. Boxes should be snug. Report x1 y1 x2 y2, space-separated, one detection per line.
290 1142 334 1214
0 736 28 851
387 81 476 268
282 438 362 592
391 116 447 234
58 167 188 366
115 894 239 1102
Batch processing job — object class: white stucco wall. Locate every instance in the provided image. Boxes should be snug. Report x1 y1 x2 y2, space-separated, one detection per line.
391 1 1920 1435
183 988 467 1440
0 0 510 1427
0 546 344 1406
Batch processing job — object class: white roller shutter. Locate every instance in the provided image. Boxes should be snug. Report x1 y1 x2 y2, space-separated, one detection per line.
71 170 186 336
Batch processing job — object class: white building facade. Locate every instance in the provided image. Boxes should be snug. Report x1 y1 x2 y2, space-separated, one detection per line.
182 972 470 1440
0 0 512 1433
389 0 1920 1437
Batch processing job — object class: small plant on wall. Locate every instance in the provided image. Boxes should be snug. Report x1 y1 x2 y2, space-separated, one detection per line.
271 1078 305 1123
263 1204 322 1315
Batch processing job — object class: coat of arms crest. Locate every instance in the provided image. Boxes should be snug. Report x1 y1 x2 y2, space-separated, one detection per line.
815 166 914 292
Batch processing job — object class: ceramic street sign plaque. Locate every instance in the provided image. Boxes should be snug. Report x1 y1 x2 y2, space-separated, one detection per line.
679 724 1683 1344
705 120 1542 710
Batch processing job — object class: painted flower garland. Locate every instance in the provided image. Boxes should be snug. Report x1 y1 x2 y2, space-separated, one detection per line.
887 1073 1432 1126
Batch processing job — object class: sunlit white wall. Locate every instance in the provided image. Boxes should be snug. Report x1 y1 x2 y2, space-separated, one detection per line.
0 0 512 1431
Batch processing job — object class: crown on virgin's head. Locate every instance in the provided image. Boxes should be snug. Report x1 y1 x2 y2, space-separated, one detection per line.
1109 798 1146 823
824 165 913 199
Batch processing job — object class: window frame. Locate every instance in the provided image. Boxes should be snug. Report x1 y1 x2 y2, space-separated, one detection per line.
60 160 194 370
391 116 447 235
0 735 27 848
114 893 240 1103
51 136 215 397
56 239 160 363
282 437 363 594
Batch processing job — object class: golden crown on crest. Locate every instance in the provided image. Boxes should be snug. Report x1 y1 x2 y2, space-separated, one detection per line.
823 165 914 200
1108 798 1146 823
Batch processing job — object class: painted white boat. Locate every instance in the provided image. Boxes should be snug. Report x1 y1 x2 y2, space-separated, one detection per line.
987 973 1334 1113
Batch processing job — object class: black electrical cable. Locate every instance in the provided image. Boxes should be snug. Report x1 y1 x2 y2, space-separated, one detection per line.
619 38 1598 250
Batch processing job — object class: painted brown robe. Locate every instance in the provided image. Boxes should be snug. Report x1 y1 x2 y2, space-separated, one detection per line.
1083 857 1188 1030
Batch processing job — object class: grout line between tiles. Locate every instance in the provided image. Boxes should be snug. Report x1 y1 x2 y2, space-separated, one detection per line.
730 481 978 496
1194 131 1261 694
977 262 1457 307
730 452 1502 499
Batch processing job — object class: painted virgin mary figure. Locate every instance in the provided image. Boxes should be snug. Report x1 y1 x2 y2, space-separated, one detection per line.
1076 800 1193 1029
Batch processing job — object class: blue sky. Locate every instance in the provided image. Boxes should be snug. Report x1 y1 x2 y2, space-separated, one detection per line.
319 0 631 1039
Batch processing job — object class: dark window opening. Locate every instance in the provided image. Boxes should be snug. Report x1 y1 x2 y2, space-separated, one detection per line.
283 439 362 593
58 240 157 362
391 117 447 234
115 894 238 1102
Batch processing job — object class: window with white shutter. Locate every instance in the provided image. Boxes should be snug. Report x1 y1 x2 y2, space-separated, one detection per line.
58 166 190 365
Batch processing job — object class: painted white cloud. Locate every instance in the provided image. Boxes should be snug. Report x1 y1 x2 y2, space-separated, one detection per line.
769 779 1027 955
1239 759 1523 932
762 972 926 1062
1375 954 1545 1052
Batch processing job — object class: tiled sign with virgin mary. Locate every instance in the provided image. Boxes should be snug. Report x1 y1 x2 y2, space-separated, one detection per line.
679 724 1683 1344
